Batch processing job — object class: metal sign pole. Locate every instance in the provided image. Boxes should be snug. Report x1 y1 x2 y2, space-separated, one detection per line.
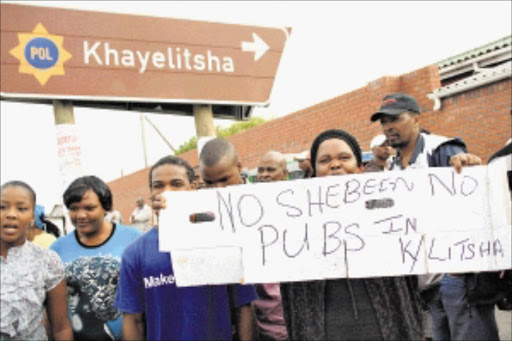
193 104 216 156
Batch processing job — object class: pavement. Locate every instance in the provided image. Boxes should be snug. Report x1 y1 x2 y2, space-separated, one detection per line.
497 308 512 341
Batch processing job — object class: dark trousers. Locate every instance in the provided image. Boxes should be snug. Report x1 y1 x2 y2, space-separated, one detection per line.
428 275 499 340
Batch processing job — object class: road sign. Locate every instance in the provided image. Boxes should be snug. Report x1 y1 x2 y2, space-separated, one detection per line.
0 3 289 107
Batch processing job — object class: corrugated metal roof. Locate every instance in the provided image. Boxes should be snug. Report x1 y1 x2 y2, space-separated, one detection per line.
437 35 511 69
428 61 512 110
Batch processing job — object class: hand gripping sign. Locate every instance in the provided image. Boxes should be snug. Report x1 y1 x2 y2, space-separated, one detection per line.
159 165 511 287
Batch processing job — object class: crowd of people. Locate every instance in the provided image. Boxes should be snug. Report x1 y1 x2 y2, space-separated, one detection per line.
1 92 511 340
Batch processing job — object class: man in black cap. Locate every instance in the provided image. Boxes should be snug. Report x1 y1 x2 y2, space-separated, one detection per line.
371 93 498 341
370 92 481 172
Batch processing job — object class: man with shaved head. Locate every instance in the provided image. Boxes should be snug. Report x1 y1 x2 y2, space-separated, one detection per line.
252 151 289 340
199 138 257 340
257 150 288 182
200 137 244 188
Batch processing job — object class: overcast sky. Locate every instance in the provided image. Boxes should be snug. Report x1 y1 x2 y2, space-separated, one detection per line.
1 1 511 211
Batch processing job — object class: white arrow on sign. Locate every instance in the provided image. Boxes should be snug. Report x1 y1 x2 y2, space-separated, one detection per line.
241 33 269 62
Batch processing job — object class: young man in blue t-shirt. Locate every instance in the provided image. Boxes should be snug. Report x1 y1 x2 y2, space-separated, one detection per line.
115 155 257 340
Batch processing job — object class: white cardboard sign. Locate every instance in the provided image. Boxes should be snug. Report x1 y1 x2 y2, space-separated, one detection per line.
55 124 85 191
159 165 511 287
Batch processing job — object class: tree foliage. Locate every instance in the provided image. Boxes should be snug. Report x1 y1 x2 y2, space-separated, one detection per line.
175 116 266 155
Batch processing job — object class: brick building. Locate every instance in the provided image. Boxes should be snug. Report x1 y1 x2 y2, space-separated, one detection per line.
109 36 511 222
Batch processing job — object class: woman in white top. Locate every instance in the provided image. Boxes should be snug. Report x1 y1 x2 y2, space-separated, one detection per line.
0 181 72 340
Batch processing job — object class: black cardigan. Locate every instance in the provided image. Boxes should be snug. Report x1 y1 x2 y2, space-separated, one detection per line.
280 276 423 340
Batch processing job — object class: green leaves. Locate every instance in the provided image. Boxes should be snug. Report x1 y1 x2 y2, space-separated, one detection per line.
175 117 266 155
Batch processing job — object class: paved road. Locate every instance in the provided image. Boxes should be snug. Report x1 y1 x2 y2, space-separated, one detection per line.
497 308 511 341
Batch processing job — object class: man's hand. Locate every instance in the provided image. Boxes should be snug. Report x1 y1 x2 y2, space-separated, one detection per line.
150 193 167 216
449 153 482 174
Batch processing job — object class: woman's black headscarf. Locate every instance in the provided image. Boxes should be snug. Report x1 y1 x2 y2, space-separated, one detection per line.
309 129 362 176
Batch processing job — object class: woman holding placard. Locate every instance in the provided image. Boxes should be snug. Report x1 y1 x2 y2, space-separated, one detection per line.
280 129 423 340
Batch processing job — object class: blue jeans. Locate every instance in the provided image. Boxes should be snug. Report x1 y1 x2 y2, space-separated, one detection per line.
427 275 499 340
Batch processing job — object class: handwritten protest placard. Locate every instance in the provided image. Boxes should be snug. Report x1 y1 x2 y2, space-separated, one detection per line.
159 165 511 287
55 124 84 191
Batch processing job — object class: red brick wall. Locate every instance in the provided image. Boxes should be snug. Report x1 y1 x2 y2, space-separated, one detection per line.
109 65 512 222
109 167 151 224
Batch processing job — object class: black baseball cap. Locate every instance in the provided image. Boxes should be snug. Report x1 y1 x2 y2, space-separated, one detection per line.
370 93 421 122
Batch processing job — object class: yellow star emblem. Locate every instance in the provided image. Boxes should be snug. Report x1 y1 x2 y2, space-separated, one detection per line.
9 23 72 86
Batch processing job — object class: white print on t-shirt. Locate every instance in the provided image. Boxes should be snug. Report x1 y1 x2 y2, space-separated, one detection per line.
65 255 120 340
144 273 176 289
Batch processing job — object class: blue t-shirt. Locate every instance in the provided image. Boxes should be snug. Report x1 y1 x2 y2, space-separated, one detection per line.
115 228 258 341
51 224 141 340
